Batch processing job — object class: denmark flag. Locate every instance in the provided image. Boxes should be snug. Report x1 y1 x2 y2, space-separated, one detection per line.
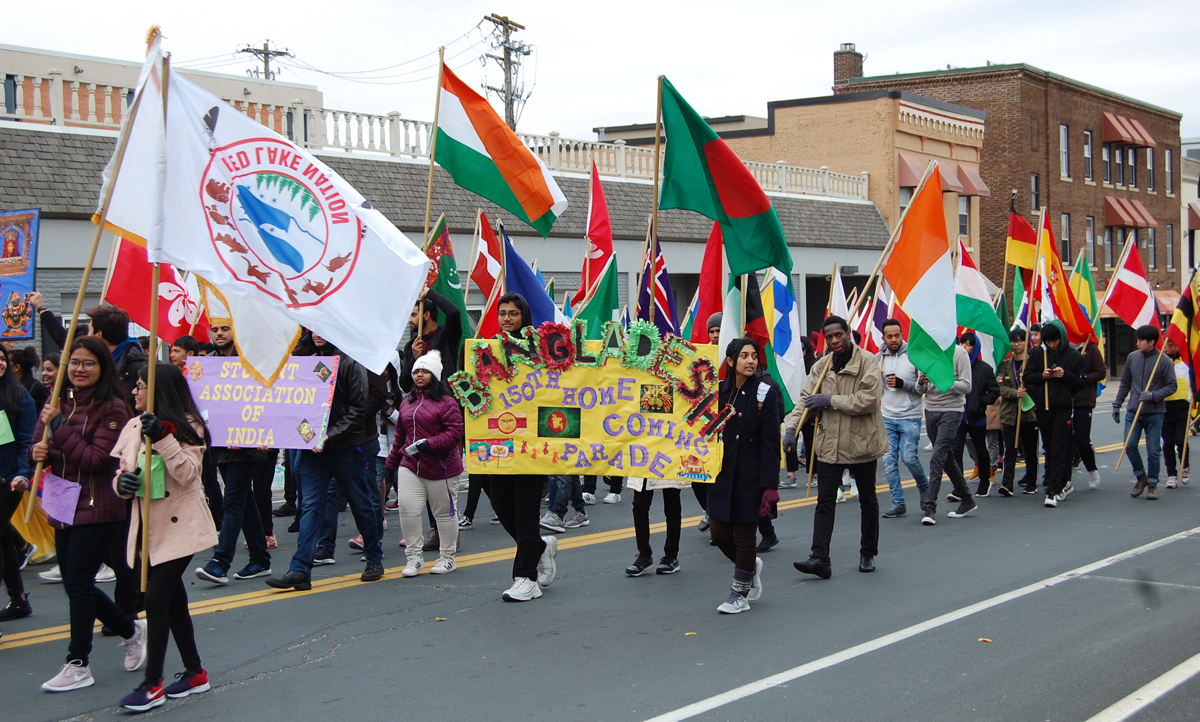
1104 241 1160 339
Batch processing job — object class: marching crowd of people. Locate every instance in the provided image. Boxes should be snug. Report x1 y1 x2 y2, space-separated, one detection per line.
0 289 1190 712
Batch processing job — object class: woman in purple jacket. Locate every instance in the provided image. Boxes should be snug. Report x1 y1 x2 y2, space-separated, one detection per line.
384 351 464 576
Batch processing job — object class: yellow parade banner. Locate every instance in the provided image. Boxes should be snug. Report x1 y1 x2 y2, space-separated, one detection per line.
448 320 732 481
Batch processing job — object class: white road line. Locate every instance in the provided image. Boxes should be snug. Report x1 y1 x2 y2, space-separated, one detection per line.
1084 650 1200 722
644 525 1200 722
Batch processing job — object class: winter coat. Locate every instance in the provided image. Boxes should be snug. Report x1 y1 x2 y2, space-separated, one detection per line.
795 344 887 465
1073 341 1107 408
916 345 972 412
707 377 780 524
878 342 923 420
1022 322 1086 411
31 386 131 527
320 348 375 450
963 343 1000 425
112 417 218 567
385 387 464 479
997 356 1036 426
1113 347 1176 415
0 389 36 483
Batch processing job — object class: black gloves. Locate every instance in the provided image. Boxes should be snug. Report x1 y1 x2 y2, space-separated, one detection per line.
405 439 432 456
140 413 164 441
117 470 141 497
1112 405 1121 424
782 427 797 453
804 394 833 410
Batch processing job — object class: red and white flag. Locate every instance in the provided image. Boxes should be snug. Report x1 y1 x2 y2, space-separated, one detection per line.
1104 240 1160 335
571 163 614 308
853 295 880 354
104 237 209 344
470 211 504 339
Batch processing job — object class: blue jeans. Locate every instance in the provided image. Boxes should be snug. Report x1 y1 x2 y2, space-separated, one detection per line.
549 475 584 517
213 461 270 571
1124 411 1164 483
317 439 382 555
883 417 928 506
292 445 383 573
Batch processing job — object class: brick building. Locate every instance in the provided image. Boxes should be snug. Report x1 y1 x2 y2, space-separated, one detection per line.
834 46 1184 312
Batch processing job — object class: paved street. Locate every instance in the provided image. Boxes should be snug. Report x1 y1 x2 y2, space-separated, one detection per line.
4 396 1200 721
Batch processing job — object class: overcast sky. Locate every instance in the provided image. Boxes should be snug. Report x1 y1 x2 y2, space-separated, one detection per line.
7 0 1199 139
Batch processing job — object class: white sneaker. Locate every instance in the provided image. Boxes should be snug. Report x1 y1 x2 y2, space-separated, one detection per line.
502 576 542 602
1044 496 1058 508
1166 476 1178 489
400 558 424 577
921 514 936 526
748 557 764 602
39 564 62 583
1183 467 1191 485
42 660 94 692
603 492 621 504
836 488 846 504
122 619 148 672
1056 481 1075 501
95 564 116 583
717 591 750 614
430 558 456 575
582 492 596 505
1088 470 1102 490
538 512 566 533
537 535 558 587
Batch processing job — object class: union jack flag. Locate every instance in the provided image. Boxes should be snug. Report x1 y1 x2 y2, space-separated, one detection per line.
636 240 679 337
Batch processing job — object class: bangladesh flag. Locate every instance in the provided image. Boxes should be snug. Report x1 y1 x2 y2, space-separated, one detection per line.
659 77 791 277
538 407 581 438
425 215 471 350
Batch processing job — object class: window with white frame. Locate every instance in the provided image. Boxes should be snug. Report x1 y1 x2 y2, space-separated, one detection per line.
1105 227 1114 266
959 196 969 237
1086 216 1096 266
1127 147 1137 187
1115 145 1124 185
1167 223 1175 269
899 186 913 213
1059 124 1070 177
1060 213 1071 260
1084 131 1094 181
1031 174 1039 210
1148 227 1157 269
1103 143 1112 183
1166 149 1175 194
1147 149 1155 192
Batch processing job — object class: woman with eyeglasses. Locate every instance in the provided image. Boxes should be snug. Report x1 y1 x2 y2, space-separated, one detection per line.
0 344 38 639
29 336 142 693
111 363 217 711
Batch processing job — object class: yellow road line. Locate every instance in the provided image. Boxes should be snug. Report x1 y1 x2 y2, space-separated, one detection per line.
0 440 1133 651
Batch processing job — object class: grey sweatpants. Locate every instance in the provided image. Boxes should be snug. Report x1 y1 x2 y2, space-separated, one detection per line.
923 410 972 515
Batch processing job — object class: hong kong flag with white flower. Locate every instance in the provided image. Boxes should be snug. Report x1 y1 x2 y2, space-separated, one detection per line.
104 237 210 344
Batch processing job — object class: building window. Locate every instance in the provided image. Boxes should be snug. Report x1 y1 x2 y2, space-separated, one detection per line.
1103 144 1112 183
1127 148 1137 188
1060 213 1071 260
1105 228 1114 267
1086 216 1096 266
1084 131 1094 181
1147 149 1155 192
1147 227 1157 269
1166 149 1175 194
1167 223 1175 269
899 187 913 213
1059 123 1070 177
1130 228 1139 253
1115 145 1124 185
958 196 969 237
1031 173 1040 210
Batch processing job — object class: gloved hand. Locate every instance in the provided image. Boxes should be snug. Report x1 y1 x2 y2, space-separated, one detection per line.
760 488 780 518
1112 405 1121 424
405 438 432 456
803 394 833 410
782 427 797 453
140 412 164 441
117 470 141 497
1139 391 1155 404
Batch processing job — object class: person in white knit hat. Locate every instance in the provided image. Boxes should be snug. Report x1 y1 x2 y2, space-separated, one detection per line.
383 351 465 576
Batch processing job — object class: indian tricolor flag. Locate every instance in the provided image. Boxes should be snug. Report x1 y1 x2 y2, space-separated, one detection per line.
434 64 567 236
956 238 1011 369
882 165 958 391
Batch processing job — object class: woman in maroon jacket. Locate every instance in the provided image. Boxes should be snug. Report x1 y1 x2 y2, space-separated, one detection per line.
29 336 142 693
384 351 464 577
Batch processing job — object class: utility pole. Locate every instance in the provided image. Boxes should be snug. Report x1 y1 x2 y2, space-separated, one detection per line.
483 14 531 130
237 40 293 81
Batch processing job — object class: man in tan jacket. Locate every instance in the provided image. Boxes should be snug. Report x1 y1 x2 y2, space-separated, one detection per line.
787 316 886 579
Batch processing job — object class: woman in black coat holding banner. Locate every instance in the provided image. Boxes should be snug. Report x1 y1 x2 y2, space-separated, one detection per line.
708 338 780 614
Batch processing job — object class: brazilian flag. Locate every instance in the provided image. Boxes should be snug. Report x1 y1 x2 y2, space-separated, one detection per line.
538 407 581 438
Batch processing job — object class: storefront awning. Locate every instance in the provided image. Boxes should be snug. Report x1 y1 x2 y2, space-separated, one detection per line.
938 162 964 193
898 153 925 187
1189 202 1200 232
957 164 991 196
1104 196 1158 228
1102 112 1156 148
1155 289 1180 316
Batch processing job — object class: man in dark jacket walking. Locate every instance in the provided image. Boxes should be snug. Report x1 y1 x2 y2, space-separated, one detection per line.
1072 336 1107 490
267 334 385 589
1022 320 1086 507
952 332 1000 497
400 289 462 395
1112 324 1176 500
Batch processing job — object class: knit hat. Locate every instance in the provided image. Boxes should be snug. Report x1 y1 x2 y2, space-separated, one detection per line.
707 313 723 331
412 350 443 381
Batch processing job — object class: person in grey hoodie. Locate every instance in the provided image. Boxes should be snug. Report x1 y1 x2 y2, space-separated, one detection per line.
914 343 974 524
1112 324 1176 500
877 319 928 518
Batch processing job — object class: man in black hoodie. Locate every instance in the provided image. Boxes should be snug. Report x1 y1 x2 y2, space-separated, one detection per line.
1022 320 1086 507
951 332 1000 497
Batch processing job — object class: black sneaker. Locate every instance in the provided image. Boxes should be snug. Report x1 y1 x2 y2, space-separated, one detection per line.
0 592 31 621
975 482 991 498
361 563 384 582
946 492 962 503
755 534 779 553
997 486 1014 498
271 502 296 518
625 556 654 576
287 518 300 533
194 560 228 585
233 562 272 580
948 499 977 518
656 557 680 575
1021 486 1039 495
882 503 906 518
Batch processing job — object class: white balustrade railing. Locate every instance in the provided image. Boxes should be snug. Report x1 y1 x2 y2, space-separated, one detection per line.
2 69 869 201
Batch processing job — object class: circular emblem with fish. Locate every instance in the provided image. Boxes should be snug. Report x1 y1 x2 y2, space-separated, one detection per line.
199 137 361 307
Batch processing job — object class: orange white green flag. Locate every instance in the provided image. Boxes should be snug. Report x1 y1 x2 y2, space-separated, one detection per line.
434 64 567 236
882 164 958 391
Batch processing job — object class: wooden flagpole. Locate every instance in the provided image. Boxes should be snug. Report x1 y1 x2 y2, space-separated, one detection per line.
417 46 446 342
462 209 481 305
805 417 819 498
26 72 149 524
583 167 594 302
648 75 664 327
1179 268 1200 467
997 189 1017 307
544 276 555 294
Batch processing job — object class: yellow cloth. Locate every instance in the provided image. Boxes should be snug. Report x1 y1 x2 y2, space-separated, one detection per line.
1167 359 1190 402
12 494 56 563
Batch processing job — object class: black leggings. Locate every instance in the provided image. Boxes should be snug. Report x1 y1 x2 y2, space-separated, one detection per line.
57 522 136 665
144 554 202 683
0 485 27 599
463 473 491 521
1163 401 1191 477
1073 408 1098 472
709 519 757 575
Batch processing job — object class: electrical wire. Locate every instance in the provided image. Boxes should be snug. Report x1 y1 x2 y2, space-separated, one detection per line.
304 21 485 76
285 37 488 84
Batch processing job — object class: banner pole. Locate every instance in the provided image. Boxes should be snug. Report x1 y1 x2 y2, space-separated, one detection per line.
648 75 664 327
463 209 480 305
417 46 446 342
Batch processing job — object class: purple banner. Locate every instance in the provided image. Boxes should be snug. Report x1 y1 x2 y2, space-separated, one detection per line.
185 356 339 450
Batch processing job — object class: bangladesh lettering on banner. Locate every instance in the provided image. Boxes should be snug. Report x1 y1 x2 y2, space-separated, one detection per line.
185 356 339 450
449 319 734 481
